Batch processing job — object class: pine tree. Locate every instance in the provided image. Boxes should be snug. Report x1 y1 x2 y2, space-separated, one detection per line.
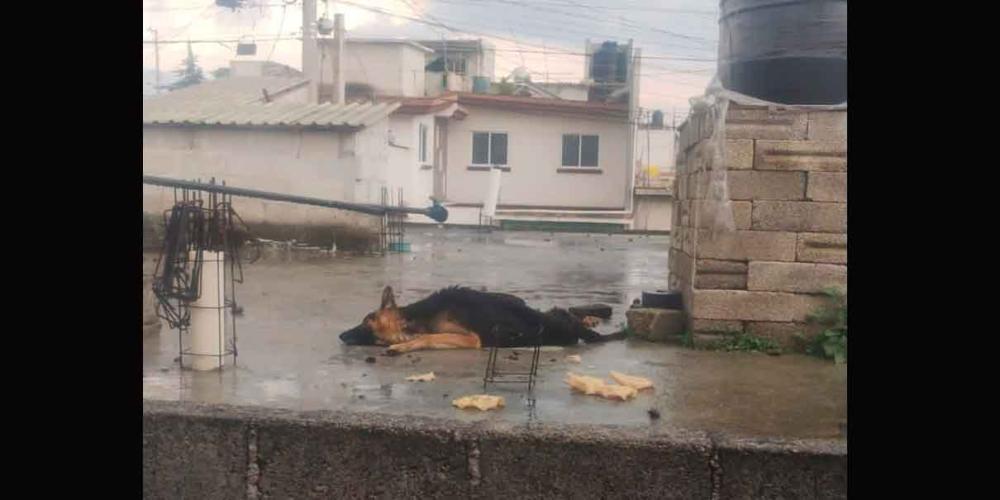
168 42 206 91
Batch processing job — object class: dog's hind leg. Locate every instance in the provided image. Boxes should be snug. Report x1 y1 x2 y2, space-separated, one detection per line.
385 333 483 355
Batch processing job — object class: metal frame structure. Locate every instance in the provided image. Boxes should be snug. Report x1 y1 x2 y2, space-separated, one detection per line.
152 178 248 369
483 325 543 391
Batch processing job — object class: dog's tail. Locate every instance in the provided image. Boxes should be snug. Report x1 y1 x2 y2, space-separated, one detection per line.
589 330 628 343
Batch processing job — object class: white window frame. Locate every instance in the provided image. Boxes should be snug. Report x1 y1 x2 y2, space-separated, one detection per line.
562 133 600 168
471 131 509 167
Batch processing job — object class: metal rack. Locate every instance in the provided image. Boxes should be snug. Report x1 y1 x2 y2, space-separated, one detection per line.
483 325 543 391
151 178 251 370
379 186 407 253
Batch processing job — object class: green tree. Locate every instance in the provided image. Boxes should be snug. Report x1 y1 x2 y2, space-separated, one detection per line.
495 77 516 96
168 42 206 91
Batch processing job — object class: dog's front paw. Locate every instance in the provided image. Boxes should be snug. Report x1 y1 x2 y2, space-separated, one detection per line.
385 345 403 356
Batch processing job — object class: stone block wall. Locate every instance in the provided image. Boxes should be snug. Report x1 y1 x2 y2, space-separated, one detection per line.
669 103 847 350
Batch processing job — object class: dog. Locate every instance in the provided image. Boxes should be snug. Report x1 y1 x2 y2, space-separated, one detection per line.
339 286 625 354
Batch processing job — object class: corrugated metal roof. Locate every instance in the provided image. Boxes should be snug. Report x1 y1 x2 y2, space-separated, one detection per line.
144 100 400 129
143 77 399 130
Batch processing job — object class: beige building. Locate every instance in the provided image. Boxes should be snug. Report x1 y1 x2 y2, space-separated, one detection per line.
143 34 673 233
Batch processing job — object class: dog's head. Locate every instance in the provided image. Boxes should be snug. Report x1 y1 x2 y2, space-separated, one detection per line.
339 286 405 345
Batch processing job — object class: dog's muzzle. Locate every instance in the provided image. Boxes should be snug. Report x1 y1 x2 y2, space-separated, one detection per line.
339 324 377 345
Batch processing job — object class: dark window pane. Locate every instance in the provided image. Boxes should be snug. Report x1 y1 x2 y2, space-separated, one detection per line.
473 132 489 164
562 134 580 166
581 135 599 167
490 133 508 165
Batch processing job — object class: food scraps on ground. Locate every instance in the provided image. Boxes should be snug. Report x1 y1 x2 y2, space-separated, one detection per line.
609 371 654 390
405 372 436 382
564 372 638 401
565 355 582 363
452 394 505 411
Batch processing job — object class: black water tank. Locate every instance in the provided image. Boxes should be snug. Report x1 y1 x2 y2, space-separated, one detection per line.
718 0 847 105
651 110 664 128
592 41 619 82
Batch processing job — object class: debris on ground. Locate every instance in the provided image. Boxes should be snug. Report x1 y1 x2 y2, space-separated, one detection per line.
406 372 436 382
452 394 505 411
609 371 654 391
565 355 582 363
564 372 638 401
648 409 661 420
364 356 376 364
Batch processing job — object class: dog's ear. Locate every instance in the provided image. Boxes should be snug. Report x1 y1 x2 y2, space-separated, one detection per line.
380 286 397 310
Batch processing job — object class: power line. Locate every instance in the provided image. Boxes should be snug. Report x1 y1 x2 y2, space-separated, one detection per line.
331 1 716 61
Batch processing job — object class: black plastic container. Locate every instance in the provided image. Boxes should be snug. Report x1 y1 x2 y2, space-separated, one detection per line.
642 290 683 310
718 0 847 105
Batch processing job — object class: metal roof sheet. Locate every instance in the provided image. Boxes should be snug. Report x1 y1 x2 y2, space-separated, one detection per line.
143 78 399 130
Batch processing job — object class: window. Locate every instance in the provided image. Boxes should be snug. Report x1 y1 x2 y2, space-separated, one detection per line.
419 124 428 164
425 56 467 75
562 134 599 167
472 132 508 166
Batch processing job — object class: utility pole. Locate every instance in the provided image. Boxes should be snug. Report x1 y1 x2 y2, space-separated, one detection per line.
302 0 318 103
149 28 161 95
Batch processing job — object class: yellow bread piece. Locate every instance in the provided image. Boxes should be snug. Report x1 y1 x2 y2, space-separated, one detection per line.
564 372 606 395
596 383 638 401
452 394 505 411
565 355 582 363
405 372 436 382
564 372 638 401
609 371 654 390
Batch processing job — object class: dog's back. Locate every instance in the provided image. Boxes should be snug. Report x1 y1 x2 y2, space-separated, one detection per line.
403 287 620 347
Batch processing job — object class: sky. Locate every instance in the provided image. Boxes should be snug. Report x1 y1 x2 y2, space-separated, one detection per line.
142 0 719 116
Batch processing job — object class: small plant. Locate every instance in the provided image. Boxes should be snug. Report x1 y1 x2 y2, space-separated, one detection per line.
714 334 779 353
681 329 694 348
805 287 847 364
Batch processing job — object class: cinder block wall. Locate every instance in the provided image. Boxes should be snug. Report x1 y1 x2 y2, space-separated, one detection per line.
669 103 846 350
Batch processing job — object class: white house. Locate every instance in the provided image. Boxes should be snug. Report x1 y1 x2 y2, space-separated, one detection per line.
433 93 634 230
142 28 671 233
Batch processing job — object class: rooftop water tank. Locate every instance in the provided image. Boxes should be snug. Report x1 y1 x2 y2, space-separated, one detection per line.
591 41 619 83
472 76 491 94
718 0 847 105
651 110 664 128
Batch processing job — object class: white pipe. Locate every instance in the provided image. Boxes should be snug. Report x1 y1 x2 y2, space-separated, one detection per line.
189 251 226 371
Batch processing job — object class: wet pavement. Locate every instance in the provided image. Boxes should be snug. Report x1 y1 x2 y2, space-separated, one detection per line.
143 227 846 440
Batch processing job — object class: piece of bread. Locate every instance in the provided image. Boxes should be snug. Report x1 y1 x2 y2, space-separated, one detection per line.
405 372 436 382
564 372 638 401
452 394 505 411
609 371 653 390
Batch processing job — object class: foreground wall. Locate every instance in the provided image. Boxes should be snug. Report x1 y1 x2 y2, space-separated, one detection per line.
669 104 847 350
143 400 847 499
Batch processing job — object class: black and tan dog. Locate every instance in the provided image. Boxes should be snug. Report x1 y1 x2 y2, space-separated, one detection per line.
339 286 624 354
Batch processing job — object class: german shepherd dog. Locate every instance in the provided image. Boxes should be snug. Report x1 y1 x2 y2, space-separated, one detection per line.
339 286 625 354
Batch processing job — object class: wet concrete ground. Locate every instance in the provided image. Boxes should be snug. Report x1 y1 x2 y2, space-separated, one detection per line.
143 227 846 440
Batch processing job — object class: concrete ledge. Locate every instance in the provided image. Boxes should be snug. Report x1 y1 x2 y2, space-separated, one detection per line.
143 400 847 499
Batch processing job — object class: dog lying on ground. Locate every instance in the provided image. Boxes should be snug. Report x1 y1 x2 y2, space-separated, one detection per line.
339 286 625 354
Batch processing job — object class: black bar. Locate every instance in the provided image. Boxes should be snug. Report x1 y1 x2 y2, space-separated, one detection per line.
143 175 448 222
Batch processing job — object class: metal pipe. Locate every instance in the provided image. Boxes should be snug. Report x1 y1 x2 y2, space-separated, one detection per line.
143 175 449 222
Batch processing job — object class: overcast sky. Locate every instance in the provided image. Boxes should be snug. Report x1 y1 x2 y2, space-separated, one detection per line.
142 0 719 114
